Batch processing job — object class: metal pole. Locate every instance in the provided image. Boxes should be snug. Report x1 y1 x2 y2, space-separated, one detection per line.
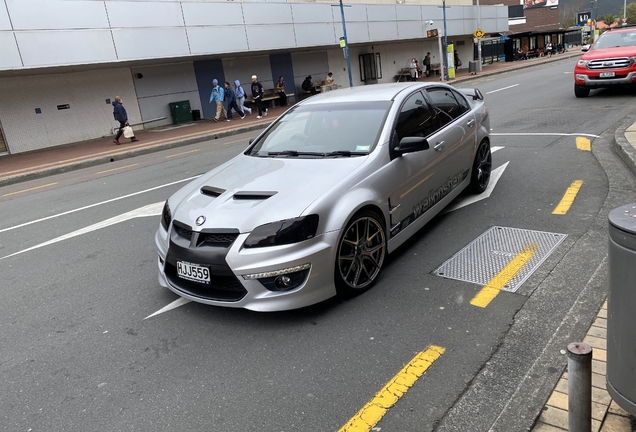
443 0 448 81
624 0 627 25
476 0 482 72
437 30 444 81
567 342 592 432
339 0 354 88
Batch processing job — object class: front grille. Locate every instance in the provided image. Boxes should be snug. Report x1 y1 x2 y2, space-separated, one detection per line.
174 224 193 241
165 263 247 302
588 57 631 70
197 233 239 247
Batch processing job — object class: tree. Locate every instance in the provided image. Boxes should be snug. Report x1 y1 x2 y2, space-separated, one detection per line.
598 14 617 25
620 2 636 24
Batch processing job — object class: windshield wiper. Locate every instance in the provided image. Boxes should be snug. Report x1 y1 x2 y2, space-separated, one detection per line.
325 150 368 157
267 150 325 157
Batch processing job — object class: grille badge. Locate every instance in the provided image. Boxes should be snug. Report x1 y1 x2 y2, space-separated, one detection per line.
196 216 206 226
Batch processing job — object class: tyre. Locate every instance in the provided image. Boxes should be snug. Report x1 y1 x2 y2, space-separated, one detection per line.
574 85 590 98
335 210 387 297
469 140 492 194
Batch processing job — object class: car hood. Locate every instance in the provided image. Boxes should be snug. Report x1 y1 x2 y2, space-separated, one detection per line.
172 154 368 233
583 46 636 59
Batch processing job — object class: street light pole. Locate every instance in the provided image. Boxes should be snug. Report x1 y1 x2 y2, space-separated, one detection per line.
443 0 448 81
476 0 482 72
338 0 354 88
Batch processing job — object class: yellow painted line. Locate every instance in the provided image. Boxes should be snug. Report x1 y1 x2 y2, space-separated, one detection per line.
338 345 445 432
576 136 591 151
2 182 58 197
95 164 138 175
552 180 583 215
470 243 539 308
166 149 201 158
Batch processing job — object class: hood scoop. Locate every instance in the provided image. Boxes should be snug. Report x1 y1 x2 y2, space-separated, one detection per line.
201 186 226 197
233 191 277 200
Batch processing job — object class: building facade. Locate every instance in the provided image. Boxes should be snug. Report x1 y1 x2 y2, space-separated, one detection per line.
0 0 509 155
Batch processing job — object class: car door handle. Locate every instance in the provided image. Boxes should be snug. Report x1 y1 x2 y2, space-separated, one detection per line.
434 141 445 151
467 119 475 128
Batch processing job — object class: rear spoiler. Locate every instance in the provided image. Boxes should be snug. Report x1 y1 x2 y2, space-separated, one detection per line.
459 88 484 101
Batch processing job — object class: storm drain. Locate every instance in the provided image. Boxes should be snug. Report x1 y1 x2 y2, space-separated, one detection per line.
433 226 567 292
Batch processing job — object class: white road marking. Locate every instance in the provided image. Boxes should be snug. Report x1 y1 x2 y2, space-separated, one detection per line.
491 132 599 138
491 146 504 153
144 297 192 320
0 176 198 234
444 162 509 214
0 202 163 260
486 84 519 94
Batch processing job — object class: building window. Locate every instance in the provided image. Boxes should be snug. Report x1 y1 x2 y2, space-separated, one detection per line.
359 53 382 81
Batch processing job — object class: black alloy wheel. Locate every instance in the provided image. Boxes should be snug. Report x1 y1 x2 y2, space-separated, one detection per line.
469 140 492 194
335 210 387 297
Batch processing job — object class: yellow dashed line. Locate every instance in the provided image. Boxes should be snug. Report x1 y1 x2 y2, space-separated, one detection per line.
338 345 445 432
95 164 138 175
2 182 58 197
552 180 583 215
576 137 591 151
166 149 201 158
470 243 538 308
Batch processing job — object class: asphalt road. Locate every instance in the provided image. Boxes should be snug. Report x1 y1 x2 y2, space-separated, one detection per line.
1 57 636 432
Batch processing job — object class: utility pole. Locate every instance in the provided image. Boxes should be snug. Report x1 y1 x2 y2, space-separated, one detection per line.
476 0 482 72
335 0 353 88
443 0 449 81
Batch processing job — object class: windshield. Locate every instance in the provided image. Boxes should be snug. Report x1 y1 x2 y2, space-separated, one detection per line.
246 101 391 158
593 31 636 49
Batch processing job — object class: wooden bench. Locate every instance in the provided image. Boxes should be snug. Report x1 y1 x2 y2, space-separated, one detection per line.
251 89 295 107
394 68 411 82
526 50 538 59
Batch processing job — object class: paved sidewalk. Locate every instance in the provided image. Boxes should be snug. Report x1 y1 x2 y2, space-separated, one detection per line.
0 50 580 188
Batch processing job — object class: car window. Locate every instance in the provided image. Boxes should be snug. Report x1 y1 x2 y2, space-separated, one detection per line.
426 87 469 126
593 30 636 49
247 102 391 156
450 89 471 113
395 91 440 140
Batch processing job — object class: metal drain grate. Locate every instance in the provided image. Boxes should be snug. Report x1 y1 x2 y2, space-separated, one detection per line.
433 226 567 292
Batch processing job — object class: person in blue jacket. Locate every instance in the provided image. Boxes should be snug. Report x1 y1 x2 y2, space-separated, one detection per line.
112 96 138 145
209 79 226 122
223 81 245 121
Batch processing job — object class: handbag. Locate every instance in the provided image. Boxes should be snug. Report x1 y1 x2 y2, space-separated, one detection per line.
123 125 134 139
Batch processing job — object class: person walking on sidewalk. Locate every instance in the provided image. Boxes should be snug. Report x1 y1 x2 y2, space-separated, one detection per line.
251 75 268 119
424 52 432 77
409 58 418 81
234 80 251 115
209 79 227 122
223 81 245 121
546 41 553 57
112 96 138 145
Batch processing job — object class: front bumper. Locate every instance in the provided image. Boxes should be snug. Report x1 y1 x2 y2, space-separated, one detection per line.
574 70 636 88
155 225 340 312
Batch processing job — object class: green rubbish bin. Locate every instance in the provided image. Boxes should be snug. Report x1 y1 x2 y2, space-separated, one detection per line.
169 100 192 125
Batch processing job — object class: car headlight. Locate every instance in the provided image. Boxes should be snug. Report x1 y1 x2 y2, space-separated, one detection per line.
577 59 590 67
244 215 319 248
161 201 172 231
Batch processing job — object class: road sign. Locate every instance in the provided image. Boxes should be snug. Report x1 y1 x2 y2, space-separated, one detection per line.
473 28 485 40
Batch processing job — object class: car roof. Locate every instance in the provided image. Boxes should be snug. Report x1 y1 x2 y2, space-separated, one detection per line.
604 24 636 33
300 82 446 104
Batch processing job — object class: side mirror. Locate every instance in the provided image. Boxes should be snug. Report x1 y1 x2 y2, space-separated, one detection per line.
394 136 429 155
581 45 590 52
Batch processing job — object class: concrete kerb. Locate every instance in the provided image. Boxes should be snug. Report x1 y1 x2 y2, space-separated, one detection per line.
0 121 270 188
612 113 636 179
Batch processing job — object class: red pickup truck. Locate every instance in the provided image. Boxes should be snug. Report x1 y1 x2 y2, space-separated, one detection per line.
574 25 636 98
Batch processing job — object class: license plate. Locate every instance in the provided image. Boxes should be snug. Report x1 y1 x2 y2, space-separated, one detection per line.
600 72 615 78
177 261 210 284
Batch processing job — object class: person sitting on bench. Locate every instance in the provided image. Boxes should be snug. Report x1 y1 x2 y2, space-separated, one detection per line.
302 76 317 95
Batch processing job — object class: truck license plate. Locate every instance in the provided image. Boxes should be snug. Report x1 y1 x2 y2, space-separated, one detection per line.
600 72 615 78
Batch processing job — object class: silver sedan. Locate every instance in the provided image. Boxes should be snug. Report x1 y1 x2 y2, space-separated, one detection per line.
155 82 491 311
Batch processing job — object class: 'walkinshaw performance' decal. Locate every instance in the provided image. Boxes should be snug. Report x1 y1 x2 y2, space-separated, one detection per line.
390 169 469 238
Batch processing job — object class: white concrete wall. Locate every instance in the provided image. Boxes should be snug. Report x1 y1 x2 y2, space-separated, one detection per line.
0 0 508 71
0 68 141 153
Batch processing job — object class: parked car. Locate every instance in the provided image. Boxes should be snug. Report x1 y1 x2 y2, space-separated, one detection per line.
574 26 636 98
155 82 492 311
